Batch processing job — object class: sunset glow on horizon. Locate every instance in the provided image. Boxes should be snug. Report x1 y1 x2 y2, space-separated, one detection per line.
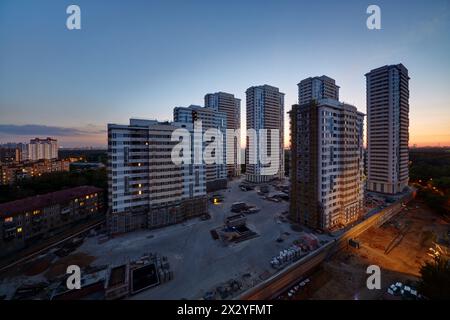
1 0 449 148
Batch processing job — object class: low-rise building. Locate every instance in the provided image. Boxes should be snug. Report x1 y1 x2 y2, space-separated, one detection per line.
0 159 70 185
0 186 104 257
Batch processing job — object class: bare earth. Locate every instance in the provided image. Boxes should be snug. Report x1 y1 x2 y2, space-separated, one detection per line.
307 199 449 300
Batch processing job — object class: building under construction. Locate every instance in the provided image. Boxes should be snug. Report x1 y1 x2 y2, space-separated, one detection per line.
107 119 208 234
289 78 365 231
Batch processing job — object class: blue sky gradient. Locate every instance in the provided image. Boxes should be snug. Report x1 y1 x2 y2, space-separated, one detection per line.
1 0 449 147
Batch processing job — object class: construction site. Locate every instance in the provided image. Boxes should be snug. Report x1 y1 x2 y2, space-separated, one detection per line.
0 178 335 300
285 198 449 300
2 178 435 300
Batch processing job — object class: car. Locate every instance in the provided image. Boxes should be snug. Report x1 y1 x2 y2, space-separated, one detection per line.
203 291 215 300
389 285 399 295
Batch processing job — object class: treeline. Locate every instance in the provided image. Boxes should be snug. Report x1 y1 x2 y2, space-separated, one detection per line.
410 150 450 185
59 149 107 165
410 149 450 215
0 168 107 204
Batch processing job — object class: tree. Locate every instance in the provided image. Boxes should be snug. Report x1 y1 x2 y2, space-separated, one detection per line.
419 248 450 299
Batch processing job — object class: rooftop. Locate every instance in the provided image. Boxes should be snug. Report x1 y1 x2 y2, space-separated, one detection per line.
0 186 102 218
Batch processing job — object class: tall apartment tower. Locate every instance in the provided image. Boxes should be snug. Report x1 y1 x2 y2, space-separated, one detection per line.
205 92 241 178
28 137 58 160
290 77 365 231
107 119 207 234
173 105 228 192
366 64 410 194
245 85 284 183
297 76 340 105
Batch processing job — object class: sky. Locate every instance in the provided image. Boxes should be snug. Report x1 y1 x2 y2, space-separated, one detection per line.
0 0 449 148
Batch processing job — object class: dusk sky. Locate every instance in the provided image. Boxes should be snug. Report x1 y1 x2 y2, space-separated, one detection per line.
1 0 449 147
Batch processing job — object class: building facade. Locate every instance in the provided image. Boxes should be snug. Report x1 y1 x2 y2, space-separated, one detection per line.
173 105 228 191
0 159 70 185
0 186 103 257
107 119 207 234
297 76 340 105
205 92 241 178
245 85 284 183
0 147 21 164
290 77 365 231
366 64 409 194
0 143 29 164
28 137 58 161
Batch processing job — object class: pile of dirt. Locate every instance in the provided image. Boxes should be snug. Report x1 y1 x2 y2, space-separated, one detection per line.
23 256 53 276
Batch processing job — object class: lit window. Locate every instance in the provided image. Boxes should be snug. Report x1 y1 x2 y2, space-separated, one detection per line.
4 217 13 223
138 190 142 195
17 227 22 233
86 195 89 199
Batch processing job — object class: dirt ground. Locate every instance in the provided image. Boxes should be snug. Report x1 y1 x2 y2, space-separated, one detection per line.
44 253 95 280
1 252 96 282
306 199 449 300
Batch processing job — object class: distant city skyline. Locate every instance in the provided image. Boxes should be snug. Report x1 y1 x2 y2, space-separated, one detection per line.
1 0 450 147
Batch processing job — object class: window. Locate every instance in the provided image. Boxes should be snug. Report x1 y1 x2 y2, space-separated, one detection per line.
4 217 13 223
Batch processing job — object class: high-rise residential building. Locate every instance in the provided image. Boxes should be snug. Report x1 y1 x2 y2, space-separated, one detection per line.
107 119 207 234
173 104 228 192
290 77 365 231
297 76 340 105
28 138 58 160
205 92 241 178
366 64 410 194
245 85 284 183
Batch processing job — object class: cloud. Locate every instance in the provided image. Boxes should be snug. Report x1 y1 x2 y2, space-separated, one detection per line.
0 124 105 136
